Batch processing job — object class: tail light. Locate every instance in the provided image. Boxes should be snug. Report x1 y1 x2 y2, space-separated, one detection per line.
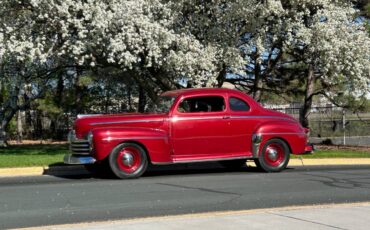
304 128 310 134
304 127 310 143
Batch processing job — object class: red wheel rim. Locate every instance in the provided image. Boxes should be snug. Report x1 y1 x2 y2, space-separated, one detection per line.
116 147 142 173
263 143 285 167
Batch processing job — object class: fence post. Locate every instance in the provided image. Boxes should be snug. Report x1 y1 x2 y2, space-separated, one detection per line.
342 108 346 145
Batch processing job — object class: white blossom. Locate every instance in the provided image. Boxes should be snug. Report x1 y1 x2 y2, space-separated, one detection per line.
0 0 369 92
0 0 222 86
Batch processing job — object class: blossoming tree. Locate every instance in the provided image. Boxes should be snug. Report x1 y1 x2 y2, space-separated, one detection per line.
0 0 369 141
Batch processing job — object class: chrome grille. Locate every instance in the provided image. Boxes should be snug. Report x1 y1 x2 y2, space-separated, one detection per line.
68 131 91 155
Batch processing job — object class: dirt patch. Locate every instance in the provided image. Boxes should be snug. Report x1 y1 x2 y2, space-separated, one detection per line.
316 144 370 152
7 140 68 145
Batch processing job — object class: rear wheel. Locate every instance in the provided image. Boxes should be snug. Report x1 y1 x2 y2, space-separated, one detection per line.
109 142 148 179
255 139 290 172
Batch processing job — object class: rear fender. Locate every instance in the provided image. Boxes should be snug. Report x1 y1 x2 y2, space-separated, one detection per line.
252 120 307 156
91 127 170 163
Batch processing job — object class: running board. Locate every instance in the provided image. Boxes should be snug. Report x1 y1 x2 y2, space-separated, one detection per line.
152 154 254 165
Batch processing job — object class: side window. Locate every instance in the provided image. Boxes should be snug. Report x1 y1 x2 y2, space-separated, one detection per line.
229 97 250 111
178 96 225 113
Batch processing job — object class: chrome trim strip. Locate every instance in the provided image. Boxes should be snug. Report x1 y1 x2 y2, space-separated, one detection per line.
64 154 96 165
171 116 223 121
230 115 294 121
91 119 163 126
170 115 295 122
102 136 168 142
90 115 294 125
260 132 305 135
166 156 252 164
151 161 173 165
152 156 257 165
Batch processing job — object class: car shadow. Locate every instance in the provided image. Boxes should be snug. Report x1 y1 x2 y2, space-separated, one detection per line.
46 161 269 180
143 162 262 178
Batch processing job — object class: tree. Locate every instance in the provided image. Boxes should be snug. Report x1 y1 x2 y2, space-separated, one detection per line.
210 0 370 127
0 0 223 138
1 0 369 140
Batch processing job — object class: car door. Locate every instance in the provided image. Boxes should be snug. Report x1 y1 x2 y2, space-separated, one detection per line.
227 95 255 156
170 94 230 157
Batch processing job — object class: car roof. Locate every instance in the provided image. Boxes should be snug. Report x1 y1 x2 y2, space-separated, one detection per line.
161 88 247 97
162 87 263 110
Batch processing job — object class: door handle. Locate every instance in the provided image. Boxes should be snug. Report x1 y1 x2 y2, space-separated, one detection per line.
223 116 230 119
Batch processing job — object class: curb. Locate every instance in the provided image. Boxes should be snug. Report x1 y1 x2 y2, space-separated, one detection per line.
0 165 89 178
288 158 370 166
1 158 370 178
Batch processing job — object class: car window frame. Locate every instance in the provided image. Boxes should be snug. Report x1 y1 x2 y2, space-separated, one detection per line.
176 95 227 114
228 96 250 112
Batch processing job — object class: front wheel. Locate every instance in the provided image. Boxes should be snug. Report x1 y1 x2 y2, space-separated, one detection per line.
255 139 290 172
109 142 148 179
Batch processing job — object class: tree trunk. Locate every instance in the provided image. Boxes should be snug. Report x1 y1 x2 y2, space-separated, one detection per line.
55 72 64 107
130 72 158 105
299 66 315 128
127 85 132 111
138 86 146 113
35 110 43 139
24 96 32 138
51 72 64 139
253 62 263 101
0 88 19 145
0 126 7 147
216 64 227 88
74 70 86 114
16 110 23 143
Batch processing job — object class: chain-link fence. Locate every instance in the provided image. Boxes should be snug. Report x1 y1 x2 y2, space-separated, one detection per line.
272 106 370 146
8 104 370 145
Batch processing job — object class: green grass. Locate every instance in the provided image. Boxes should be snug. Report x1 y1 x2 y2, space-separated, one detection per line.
292 149 370 159
0 144 369 168
0 144 67 168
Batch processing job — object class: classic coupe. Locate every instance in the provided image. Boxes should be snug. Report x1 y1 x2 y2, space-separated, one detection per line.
64 88 313 179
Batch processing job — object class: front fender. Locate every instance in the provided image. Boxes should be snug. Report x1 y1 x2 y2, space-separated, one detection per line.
253 120 307 155
91 127 170 162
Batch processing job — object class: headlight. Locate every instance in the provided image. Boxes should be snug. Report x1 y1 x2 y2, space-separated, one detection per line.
87 131 94 151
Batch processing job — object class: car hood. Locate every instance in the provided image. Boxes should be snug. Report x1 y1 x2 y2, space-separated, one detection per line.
73 113 167 139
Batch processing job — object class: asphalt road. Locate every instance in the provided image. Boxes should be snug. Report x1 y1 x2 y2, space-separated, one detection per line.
1 164 370 229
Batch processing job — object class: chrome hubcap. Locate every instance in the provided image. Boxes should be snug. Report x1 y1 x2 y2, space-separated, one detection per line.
267 148 278 161
121 153 134 167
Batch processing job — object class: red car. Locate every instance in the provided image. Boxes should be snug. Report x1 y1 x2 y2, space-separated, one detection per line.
65 88 313 179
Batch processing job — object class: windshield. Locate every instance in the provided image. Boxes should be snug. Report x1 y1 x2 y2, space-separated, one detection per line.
146 96 176 113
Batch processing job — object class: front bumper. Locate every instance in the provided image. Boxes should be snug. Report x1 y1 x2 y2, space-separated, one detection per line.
64 154 96 165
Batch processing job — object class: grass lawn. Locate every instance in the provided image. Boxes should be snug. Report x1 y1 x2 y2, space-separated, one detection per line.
0 144 67 168
0 144 369 168
292 149 370 159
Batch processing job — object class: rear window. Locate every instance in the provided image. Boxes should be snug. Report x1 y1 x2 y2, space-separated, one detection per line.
229 97 250 111
178 96 225 113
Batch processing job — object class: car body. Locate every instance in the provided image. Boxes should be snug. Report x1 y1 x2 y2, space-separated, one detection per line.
64 88 313 178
